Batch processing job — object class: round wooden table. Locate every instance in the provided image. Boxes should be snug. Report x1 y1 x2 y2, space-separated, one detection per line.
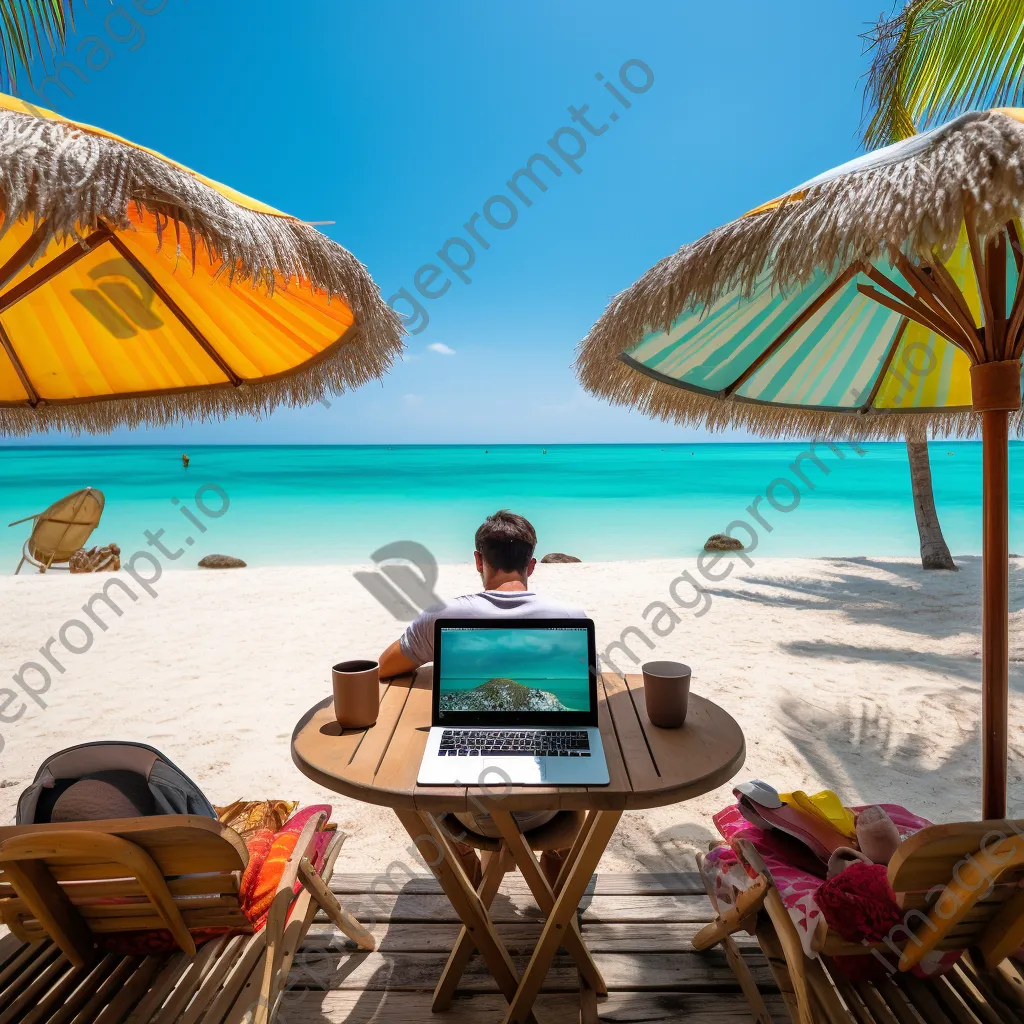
291 668 745 1024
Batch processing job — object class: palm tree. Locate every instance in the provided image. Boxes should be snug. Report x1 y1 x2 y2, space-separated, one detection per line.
0 1 74 93
862 0 1024 150
858 0 1024 570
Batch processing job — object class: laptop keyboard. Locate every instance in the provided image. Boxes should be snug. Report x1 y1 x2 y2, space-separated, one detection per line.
439 729 591 757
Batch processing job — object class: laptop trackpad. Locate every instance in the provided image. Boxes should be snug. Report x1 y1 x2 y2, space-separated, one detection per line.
475 757 545 785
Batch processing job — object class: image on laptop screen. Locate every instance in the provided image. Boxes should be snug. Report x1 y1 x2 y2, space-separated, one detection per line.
437 625 591 714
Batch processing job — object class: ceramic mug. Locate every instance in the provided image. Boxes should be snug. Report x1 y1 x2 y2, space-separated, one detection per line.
332 659 380 728
641 660 691 728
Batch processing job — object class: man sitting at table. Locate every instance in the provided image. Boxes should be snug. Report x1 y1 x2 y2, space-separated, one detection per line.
378 509 586 883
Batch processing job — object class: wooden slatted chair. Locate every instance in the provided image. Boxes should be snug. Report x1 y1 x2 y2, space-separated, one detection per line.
692 820 1024 1024
0 812 374 1023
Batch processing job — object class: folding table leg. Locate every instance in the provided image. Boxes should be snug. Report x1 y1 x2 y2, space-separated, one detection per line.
579 978 598 1024
395 809 538 1024
553 810 598 895
432 845 510 1010
502 810 621 1024
489 808 607 996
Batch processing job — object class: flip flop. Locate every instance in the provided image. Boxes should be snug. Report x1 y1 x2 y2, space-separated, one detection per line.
757 803 852 863
737 786 856 868
733 780 783 809
781 789 857 839
736 794 776 833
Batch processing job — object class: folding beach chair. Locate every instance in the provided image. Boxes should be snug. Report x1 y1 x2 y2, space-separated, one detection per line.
0 812 374 1023
9 487 105 574
693 820 1024 1024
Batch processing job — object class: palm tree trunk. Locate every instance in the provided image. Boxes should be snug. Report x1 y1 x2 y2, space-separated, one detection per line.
906 436 957 570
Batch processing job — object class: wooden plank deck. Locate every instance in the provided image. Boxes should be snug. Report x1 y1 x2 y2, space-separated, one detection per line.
277 872 783 1023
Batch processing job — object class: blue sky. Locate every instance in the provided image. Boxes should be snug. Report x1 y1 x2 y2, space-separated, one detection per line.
14 0 885 444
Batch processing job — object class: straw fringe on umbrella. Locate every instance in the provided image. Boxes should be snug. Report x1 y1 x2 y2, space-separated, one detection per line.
0 96 404 436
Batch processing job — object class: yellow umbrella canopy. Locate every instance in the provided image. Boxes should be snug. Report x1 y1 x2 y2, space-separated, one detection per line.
577 107 1024 818
0 95 404 434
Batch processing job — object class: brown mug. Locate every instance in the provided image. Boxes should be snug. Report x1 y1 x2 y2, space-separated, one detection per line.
332 659 380 728
641 660 691 728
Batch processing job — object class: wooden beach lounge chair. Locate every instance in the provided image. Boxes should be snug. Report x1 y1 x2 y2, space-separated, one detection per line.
9 487 104 574
692 820 1024 1023
0 811 374 1023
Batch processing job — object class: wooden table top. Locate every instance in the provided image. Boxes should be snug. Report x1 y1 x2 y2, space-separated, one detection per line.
291 669 745 814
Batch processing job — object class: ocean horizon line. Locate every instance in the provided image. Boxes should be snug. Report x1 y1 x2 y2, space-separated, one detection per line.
1 439 1012 451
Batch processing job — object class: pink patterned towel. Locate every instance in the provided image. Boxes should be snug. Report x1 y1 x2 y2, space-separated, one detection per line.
703 800 962 977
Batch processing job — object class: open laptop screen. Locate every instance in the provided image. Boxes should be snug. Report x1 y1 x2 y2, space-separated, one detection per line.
432 618 598 728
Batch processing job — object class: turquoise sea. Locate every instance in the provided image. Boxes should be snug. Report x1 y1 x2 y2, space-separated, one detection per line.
0 443 1021 567
441 677 592 712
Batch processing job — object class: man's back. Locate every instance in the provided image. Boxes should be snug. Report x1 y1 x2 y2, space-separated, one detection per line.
400 590 587 664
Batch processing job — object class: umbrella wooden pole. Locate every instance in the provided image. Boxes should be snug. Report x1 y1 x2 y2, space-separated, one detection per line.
982 408 1010 820
972 360 1021 820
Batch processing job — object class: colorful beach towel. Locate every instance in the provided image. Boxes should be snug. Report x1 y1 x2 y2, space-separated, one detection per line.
98 801 332 955
705 800 943 970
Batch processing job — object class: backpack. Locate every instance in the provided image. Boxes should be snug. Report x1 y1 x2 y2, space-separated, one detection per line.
16 741 216 824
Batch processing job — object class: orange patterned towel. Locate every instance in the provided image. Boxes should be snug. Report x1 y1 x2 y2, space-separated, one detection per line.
241 804 332 931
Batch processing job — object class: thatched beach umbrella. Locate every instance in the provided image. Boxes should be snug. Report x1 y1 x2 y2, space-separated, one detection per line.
577 107 1024 818
0 94 403 435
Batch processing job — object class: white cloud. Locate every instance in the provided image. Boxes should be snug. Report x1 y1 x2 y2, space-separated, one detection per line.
402 393 424 407
427 342 456 356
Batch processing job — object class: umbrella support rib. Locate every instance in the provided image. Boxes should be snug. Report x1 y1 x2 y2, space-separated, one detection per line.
895 254 983 355
1005 272 1024 359
1008 221 1024 273
0 318 38 406
857 282 962 346
102 230 244 388
0 228 111 314
858 319 908 412
0 221 51 292
965 200 996 358
925 255 983 337
718 263 859 398
860 263 977 354
987 234 1008 358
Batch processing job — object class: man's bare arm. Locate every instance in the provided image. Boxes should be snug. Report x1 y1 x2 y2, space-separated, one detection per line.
379 639 420 679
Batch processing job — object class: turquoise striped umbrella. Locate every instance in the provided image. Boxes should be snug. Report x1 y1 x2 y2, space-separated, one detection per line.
616 258 979 428
577 109 1024 818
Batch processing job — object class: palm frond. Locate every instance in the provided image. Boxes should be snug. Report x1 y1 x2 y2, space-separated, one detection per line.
0 0 73 93
861 0 1024 148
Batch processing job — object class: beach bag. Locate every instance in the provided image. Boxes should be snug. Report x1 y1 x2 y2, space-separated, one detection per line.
16 741 217 824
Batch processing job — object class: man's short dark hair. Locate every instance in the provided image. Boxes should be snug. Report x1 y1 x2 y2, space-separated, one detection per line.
475 510 537 573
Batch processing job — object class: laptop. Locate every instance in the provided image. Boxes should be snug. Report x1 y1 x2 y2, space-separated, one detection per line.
417 618 610 786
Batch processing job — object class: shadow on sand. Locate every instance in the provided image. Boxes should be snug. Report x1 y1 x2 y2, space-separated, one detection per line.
702 556 1024 640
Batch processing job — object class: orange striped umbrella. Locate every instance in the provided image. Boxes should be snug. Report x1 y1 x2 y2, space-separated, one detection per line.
0 95 403 434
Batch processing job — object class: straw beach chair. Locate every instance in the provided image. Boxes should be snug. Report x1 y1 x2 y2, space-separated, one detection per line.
692 820 1024 1023
9 487 104 574
0 812 374 1023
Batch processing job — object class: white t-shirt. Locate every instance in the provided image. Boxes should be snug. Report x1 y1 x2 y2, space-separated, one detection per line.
398 590 588 665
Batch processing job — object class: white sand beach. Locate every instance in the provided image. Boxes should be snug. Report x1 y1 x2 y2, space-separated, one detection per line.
0 556 1020 875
